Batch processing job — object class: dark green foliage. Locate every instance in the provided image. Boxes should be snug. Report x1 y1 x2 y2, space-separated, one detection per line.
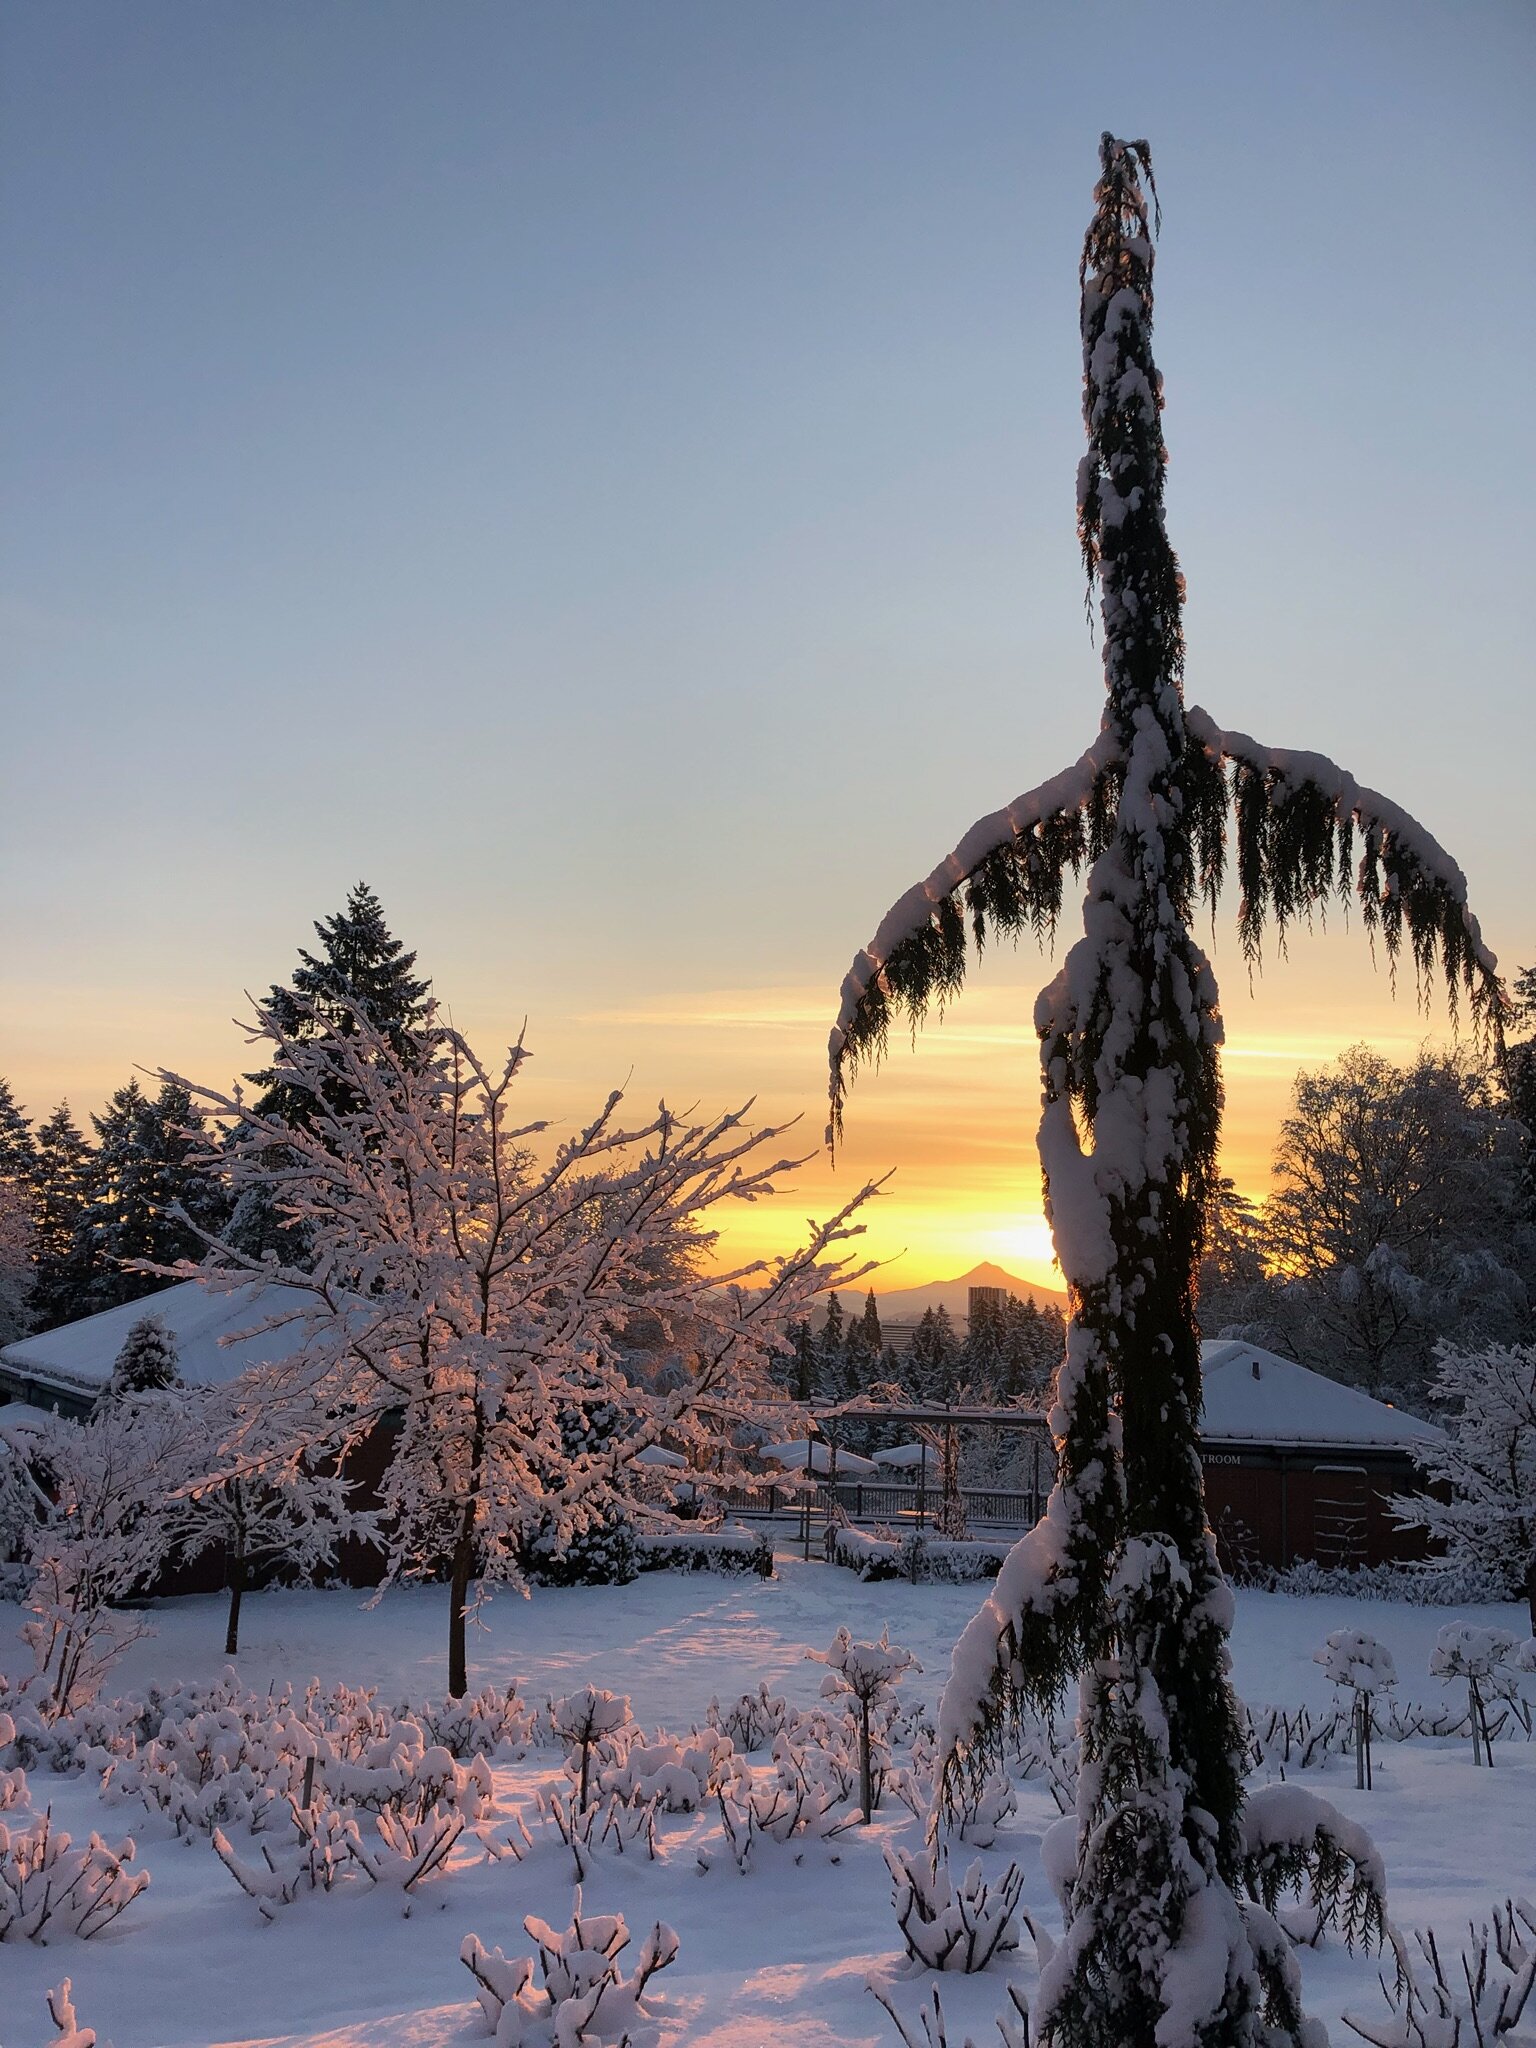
1239 1808 1385 1957
249 882 432 1131
905 1305 960 1405
0 1080 35 1182
234 884 432 1264
520 1399 639 1587
27 1104 96 1328
78 1080 229 1315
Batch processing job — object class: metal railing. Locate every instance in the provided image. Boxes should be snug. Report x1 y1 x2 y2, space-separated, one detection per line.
703 1479 1043 1531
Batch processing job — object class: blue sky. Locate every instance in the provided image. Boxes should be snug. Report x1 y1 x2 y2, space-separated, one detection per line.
4 2 1532 1281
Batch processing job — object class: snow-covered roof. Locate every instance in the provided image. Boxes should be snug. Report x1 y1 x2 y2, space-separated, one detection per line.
0 1280 312 1399
0 1401 69 1441
1198 1341 1442 1452
872 1443 931 1469
635 1444 687 1468
759 1439 879 1477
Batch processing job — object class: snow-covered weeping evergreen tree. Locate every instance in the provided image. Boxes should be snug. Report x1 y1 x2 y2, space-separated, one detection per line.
828 137 1503 2048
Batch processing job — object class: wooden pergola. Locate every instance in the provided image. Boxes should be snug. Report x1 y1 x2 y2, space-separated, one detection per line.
771 1400 1052 1555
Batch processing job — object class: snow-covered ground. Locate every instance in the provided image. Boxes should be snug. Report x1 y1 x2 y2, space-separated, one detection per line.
1 1561 1530 2048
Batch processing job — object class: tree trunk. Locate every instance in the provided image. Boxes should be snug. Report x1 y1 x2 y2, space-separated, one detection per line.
225 1551 246 1658
1525 1547 1535 1639
448 1531 473 1699
859 1698 873 1822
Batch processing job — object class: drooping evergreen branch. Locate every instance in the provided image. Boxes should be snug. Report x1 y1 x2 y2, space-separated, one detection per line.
828 735 1124 1143
1186 706 1505 1035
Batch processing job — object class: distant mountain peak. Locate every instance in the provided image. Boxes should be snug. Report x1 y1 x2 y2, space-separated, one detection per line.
856 1260 1065 1322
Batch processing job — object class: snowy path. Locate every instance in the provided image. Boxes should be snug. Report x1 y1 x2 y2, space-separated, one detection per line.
1 1563 1529 2048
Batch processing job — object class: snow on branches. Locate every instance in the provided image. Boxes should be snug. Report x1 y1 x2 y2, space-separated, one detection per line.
824 133 1473 2048
1394 1342 1536 1633
807 1627 921 1821
149 997 880 1693
461 1886 679 2048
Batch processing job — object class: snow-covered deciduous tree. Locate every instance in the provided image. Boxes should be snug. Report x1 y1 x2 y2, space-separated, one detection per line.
549 1688 632 1812
171 1388 367 1657
1261 1046 1531 1402
827 136 1498 2047
1394 1341 1536 1633
807 1626 919 1821
1428 1623 1518 1767
3 1400 188 1714
1314 1630 1396 1790
105 1314 181 1400
152 998 878 1696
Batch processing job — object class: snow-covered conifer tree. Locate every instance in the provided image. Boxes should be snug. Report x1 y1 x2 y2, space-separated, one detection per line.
106 1313 181 1399
233 885 434 1263
0 1079 35 1183
0 1175 34 1345
79 1081 228 1316
249 882 432 1130
1394 1340 1536 1631
154 999 877 1695
827 136 1500 2046
27 1106 95 1329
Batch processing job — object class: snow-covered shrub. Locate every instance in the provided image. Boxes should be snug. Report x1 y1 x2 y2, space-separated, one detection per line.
1260 1557 1516 1606
0 1710 25 1811
461 1886 679 2046
885 1844 1023 1972
807 1627 920 1821
1244 1701 1355 1776
1315 1631 1398 1696
0 1810 149 1941
632 1527 773 1578
948 1769 1017 1848
535 1784 658 1884
38 1979 99 2048
1430 1623 1518 1765
212 1779 471 1918
1315 1630 1397 1790
825 1527 1008 1585
549 1688 632 1811
869 1980 1033 2048
708 1736 850 1873
520 1401 640 1589
105 1313 180 1399
1342 1897 1535 2045
413 1686 533 1759
595 1726 739 1812
706 1683 786 1752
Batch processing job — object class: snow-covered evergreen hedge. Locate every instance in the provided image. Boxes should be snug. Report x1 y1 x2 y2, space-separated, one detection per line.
825 1526 1009 1583
633 1528 773 1579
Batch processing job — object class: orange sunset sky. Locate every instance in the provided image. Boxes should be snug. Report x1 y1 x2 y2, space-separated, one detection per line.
5 9 1530 1294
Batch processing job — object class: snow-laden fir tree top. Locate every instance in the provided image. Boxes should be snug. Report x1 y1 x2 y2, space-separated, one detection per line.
824 134 1499 2048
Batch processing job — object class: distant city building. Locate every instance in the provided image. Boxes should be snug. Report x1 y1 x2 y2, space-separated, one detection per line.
968 1285 1007 1323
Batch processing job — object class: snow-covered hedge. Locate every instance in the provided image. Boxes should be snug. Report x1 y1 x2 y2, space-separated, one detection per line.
633 1527 773 1579
825 1526 1008 1584
1253 1558 1516 1606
